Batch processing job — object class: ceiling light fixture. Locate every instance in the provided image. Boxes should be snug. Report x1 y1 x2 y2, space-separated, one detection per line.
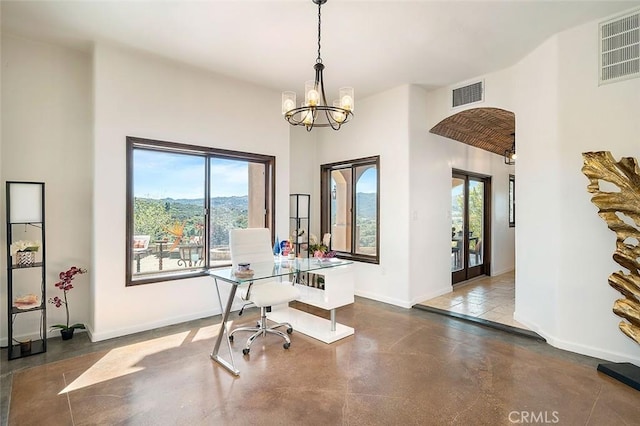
282 0 354 131
504 132 516 165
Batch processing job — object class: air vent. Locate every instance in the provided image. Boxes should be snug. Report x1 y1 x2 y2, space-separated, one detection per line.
599 10 640 84
452 80 484 108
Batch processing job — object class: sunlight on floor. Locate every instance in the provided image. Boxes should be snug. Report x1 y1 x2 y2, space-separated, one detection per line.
59 322 226 394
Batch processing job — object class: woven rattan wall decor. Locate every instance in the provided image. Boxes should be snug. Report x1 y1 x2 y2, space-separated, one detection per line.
430 107 515 156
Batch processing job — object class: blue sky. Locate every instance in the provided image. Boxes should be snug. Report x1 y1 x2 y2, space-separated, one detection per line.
357 168 377 193
134 150 249 199
134 149 378 199
330 168 377 194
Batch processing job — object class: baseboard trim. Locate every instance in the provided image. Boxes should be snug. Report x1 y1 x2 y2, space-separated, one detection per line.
355 290 412 309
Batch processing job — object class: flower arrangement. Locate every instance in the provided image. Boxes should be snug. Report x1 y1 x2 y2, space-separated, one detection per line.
48 266 87 338
10 240 41 253
308 233 335 258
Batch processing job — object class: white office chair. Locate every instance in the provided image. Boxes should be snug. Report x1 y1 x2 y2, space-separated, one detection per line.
228 228 300 355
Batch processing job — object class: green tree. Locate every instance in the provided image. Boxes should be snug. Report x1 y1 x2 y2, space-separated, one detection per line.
134 198 172 240
467 185 483 239
135 195 249 246
455 184 483 240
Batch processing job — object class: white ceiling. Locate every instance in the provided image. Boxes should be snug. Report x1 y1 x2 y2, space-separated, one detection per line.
2 1 639 99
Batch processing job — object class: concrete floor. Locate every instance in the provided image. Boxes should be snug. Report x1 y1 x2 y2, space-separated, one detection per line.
2 297 639 425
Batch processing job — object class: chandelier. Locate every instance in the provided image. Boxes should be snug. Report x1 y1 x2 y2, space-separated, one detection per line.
504 132 516 165
282 0 354 131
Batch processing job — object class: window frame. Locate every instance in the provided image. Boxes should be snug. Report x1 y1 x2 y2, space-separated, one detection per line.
126 136 275 286
508 174 515 228
320 155 380 265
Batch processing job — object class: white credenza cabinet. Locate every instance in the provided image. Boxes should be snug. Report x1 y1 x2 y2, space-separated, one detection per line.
268 264 354 343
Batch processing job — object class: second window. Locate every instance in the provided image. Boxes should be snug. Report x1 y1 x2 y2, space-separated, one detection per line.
321 156 380 264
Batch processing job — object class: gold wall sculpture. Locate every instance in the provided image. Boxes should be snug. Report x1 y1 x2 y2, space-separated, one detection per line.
582 151 640 345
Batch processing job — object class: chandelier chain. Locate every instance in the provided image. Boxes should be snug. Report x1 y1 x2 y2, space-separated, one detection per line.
316 1 322 63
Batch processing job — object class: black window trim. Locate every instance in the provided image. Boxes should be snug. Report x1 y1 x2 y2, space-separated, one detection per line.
320 155 380 265
126 136 275 286
509 174 516 228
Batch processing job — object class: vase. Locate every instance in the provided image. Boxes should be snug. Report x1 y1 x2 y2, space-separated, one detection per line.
60 328 75 340
16 251 35 268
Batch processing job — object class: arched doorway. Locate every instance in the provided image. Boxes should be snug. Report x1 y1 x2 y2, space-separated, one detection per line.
416 107 526 332
431 107 515 284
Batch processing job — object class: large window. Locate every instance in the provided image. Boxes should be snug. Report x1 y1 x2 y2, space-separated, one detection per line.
126 137 274 285
321 156 379 264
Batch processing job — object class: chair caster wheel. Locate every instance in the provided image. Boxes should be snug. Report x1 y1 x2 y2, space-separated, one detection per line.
286 328 293 334
283 342 290 350
242 348 250 355
228 335 234 342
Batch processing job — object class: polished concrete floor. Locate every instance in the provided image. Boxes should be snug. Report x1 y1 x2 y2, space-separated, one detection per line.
417 271 527 330
2 297 639 425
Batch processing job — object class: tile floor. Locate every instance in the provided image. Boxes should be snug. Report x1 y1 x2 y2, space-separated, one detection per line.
417 270 528 330
3 296 640 425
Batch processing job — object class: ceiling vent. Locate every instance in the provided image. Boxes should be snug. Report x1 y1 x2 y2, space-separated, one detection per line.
451 80 484 108
599 10 640 84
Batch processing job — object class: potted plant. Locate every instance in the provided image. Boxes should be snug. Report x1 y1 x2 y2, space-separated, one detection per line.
308 233 335 259
48 266 87 340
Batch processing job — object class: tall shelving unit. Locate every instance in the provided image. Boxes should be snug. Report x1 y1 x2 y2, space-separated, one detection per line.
289 194 310 258
6 181 46 360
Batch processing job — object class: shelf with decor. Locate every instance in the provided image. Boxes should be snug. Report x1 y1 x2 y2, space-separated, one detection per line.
6 181 47 360
11 302 45 315
289 194 310 258
9 262 44 271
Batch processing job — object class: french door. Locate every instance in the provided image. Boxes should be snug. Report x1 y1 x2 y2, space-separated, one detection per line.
451 170 491 284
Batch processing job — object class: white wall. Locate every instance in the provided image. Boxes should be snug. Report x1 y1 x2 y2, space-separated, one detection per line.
409 84 451 304
512 34 562 341
313 86 412 307
1 35 93 343
91 43 290 341
514 14 640 363
409 70 517 305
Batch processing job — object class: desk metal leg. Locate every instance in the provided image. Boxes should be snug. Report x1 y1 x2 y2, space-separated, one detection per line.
210 278 240 376
330 309 336 332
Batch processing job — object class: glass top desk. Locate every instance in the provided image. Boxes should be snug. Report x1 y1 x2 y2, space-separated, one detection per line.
209 257 353 375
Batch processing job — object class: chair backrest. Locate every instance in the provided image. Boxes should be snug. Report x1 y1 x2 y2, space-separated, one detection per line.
133 235 150 251
229 228 274 269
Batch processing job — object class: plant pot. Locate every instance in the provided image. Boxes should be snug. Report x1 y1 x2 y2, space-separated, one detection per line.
60 328 75 340
16 251 36 267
